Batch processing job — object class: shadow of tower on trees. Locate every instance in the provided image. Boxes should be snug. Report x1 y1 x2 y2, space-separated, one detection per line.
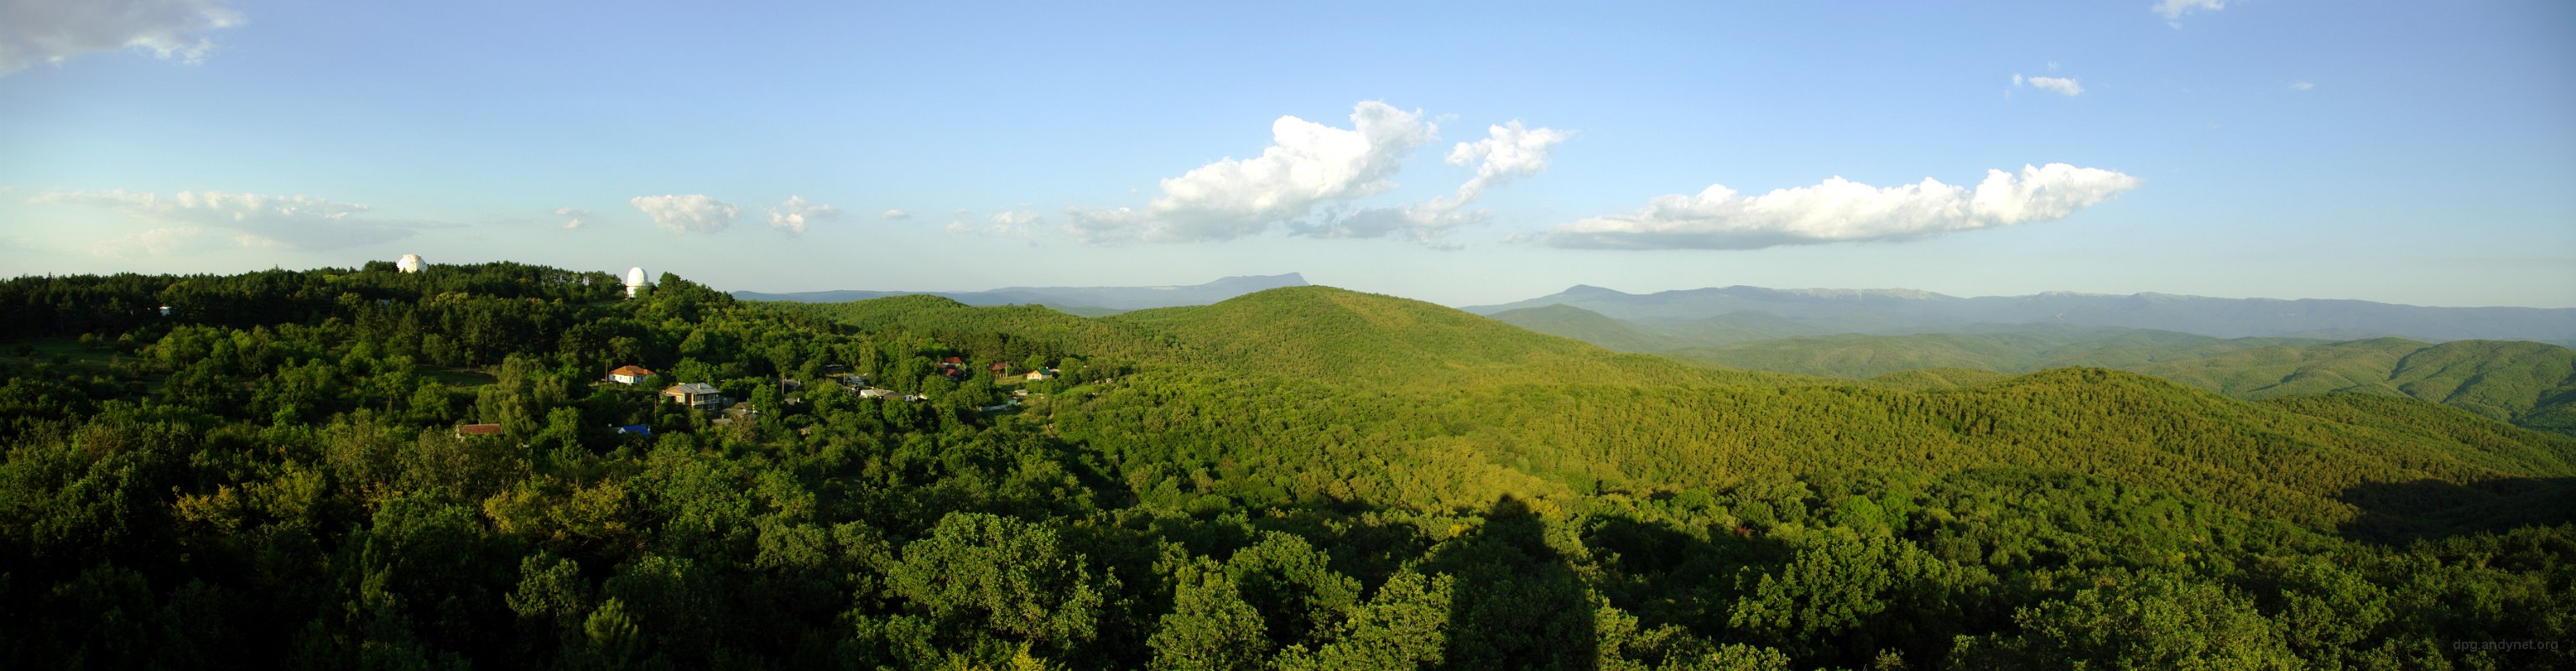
1423 495 1596 671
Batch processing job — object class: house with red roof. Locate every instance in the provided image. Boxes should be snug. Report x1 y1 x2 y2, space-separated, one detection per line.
606 365 656 384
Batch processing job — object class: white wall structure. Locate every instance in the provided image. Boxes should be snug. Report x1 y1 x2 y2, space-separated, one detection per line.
397 254 425 273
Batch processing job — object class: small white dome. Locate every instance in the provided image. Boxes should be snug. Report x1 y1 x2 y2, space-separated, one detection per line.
396 254 424 273
625 267 648 287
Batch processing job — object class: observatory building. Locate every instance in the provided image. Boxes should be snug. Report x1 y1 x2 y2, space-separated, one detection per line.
625 267 651 299
396 254 424 273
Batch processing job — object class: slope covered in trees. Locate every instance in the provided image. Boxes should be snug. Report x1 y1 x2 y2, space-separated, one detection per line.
1658 328 2576 435
3 265 2570 670
1485 304 1693 352
1663 326 2318 377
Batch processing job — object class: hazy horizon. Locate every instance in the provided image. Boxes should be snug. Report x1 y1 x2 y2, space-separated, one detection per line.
5 2 2573 309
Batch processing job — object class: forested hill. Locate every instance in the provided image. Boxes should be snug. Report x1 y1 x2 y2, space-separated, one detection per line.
1104 286 1792 388
1663 330 2576 435
3 263 2572 670
1484 304 1694 352
1469 283 2576 344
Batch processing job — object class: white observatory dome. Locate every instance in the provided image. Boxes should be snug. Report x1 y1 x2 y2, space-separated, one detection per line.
624 267 649 299
396 254 424 273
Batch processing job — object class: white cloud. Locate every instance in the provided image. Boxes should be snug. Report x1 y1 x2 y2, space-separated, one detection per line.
2154 0 2226 23
554 207 589 230
1444 120 1570 203
947 210 1042 243
767 195 840 234
882 209 912 221
2290 81 2314 91
630 194 736 234
1290 204 1486 250
30 188 431 249
0 0 246 75
1540 164 2140 250
1067 101 1435 244
89 226 206 257
2017 74 2084 96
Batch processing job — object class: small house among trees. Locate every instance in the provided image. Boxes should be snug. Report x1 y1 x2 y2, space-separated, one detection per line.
455 423 505 438
606 365 656 384
663 382 727 409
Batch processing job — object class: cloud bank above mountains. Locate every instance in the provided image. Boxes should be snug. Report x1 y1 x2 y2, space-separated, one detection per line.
1539 164 2141 250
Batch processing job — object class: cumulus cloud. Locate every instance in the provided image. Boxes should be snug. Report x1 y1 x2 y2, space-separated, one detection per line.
30 188 431 250
554 207 589 230
1444 120 1571 204
1066 101 1435 244
767 195 840 234
2153 0 2226 23
2015 74 2084 96
0 0 246 75
882 209 912 221
2290 81 2313 91
630 194 736 234
1540 164 2140 250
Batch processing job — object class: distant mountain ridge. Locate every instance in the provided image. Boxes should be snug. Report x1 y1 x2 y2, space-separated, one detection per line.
1470 284 2576 345
735 273 1309 312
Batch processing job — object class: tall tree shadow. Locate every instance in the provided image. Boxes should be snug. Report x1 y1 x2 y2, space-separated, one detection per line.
1423 495 1595 671
2334 476 2576 544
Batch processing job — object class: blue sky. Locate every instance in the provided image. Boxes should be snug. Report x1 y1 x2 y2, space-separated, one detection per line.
3 1 2572 307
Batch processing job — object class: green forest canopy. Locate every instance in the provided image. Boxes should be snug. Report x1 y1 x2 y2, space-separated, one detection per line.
1 263 2568 670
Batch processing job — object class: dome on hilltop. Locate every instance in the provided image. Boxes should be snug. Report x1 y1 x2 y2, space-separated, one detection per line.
624 267 650 299
396 254 424 273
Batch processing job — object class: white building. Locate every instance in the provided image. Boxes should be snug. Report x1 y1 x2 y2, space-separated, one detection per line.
625 267 651 299
397 254 425 273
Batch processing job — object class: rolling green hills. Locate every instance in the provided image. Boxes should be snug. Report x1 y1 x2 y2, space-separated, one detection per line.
9 267 2573 670
2139 337 2576 433
1651 325 2576 435
1107 286 1789 388
1664 326 2321 377
1483 304 1689 352
772 287 2576 525
805 286 2576 529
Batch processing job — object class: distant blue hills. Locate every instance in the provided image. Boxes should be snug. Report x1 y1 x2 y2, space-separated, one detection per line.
1466 284 2576 346
744 275 2575 346
733 273 1309 314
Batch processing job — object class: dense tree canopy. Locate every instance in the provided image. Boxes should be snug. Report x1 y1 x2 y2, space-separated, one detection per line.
1 263 2569 669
